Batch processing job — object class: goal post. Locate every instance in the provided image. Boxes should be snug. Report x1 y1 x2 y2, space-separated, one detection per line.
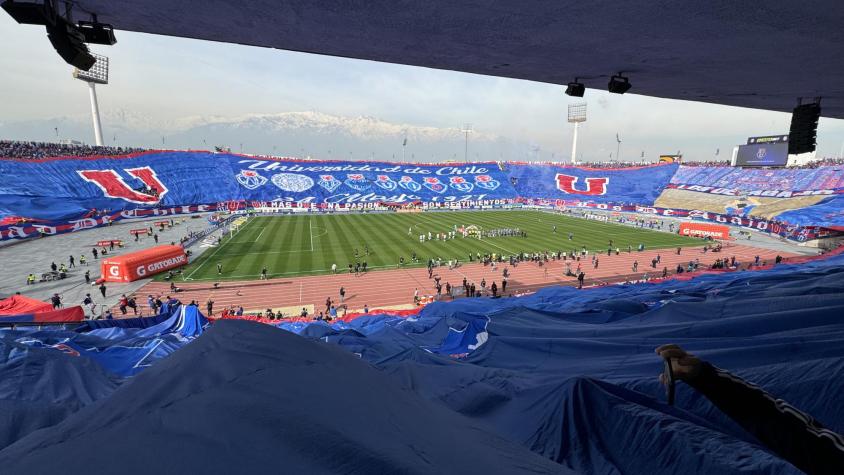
229 216 249 238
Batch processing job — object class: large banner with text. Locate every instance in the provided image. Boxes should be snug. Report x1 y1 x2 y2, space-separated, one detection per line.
0 152 840 240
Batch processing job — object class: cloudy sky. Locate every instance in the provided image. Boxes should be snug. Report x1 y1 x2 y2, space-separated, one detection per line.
1 12 844 162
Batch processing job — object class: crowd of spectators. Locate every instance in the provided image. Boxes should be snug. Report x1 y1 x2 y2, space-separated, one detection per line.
679 160 731 167
0 140 146 160
3 139 842 169
794 157 844 168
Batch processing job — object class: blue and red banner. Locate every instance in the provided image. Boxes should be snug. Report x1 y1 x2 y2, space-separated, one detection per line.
0 306 84 324
0 152 841 240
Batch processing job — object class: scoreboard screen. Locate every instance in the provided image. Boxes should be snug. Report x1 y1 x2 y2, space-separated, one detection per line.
735 142 788 167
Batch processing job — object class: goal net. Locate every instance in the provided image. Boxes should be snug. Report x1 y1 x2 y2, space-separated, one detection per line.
229 216 248 237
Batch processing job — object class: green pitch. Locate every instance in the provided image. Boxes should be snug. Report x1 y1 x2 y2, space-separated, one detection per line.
178 210 700 281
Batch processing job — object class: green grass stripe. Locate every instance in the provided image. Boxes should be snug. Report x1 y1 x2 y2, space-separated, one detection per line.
176 210 700 281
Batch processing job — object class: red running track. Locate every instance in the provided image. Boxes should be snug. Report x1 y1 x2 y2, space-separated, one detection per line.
125 243 795 317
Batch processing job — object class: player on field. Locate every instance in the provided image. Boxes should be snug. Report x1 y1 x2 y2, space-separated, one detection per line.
217 263 223 275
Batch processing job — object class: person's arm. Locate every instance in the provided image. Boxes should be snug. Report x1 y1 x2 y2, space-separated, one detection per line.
656 344 844 474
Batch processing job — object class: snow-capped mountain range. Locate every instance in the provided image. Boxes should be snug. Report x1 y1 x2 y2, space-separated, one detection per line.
1 110 542 161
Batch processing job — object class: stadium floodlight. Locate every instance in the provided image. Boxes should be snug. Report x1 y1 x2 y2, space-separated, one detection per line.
565 80 585 97
73 53 109 146
461 124 473 162
567 103 587 164
608 74 632 94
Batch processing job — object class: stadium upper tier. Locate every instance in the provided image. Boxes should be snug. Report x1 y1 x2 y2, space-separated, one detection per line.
0 150 841 241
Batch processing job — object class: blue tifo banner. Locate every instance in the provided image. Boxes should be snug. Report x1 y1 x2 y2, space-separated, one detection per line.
776 195 844 230
0 152 514 239
508 162 679 203
0 152 840 239
671 164 844 193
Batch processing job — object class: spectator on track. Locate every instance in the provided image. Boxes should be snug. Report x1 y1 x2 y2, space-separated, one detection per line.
99 282 107 298
206 299 214 316
50 293 62 309
339 287 346 303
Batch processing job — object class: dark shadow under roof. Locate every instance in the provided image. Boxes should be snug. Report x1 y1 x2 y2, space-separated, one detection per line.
70 0 844 118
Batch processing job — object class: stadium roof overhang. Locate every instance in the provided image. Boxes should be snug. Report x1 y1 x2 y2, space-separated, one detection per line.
34 1 844 118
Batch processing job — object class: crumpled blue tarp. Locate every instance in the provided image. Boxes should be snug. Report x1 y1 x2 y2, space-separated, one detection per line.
1 255 843 474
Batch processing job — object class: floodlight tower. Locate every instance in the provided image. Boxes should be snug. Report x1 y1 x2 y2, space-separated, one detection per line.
567 103 587 164
73 53 108 146
461 123 473 162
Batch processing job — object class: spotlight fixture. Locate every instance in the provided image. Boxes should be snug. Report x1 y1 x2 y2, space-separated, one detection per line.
78 16 117 45
47 16 96 70
565 80 585 97
608 74 632 94
788 100 821 155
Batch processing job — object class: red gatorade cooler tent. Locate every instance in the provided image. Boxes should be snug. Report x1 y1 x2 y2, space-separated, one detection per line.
678 222 731 240
101 245 187 283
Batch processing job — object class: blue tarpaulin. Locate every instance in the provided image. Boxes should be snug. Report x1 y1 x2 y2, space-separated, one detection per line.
1 255 843 473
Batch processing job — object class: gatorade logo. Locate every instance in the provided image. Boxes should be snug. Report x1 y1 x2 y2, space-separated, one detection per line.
137 266 147 277
555 174 609 196
108 265 121 277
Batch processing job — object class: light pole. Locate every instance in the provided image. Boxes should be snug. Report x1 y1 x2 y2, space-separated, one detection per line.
567 103 587 164
461 124 473 162
615 133 622 162
72 53 109 146
402 133 407 163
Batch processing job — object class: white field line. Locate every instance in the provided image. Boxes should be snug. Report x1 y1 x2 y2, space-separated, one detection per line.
185 218 257 279
309 219 314 251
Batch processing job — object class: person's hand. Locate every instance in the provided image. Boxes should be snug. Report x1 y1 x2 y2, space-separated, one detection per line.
655 344 703 384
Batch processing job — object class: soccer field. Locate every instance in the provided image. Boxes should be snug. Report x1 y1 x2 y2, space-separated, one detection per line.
178 210 701 281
